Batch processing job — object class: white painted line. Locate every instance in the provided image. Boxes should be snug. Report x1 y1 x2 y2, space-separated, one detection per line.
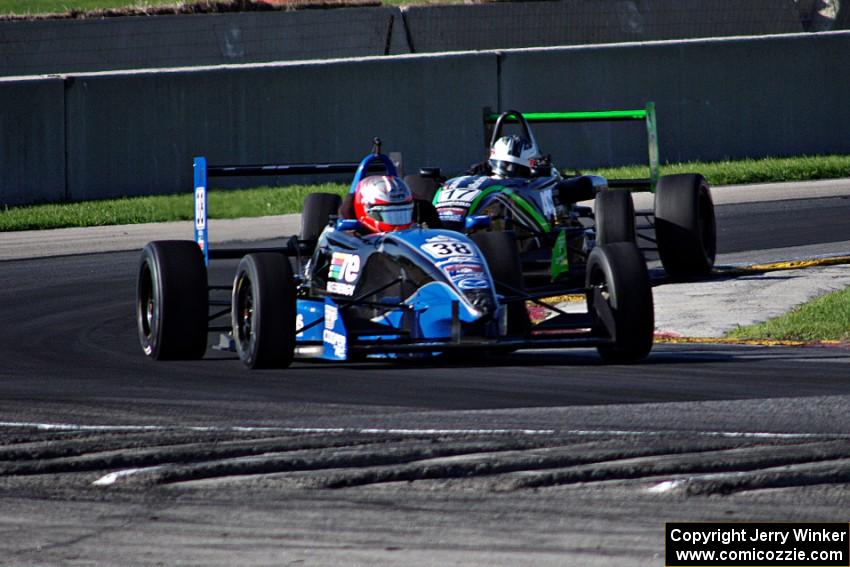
647 480 686 494
347 428 556 435
1 421 849 439
92 466 165 486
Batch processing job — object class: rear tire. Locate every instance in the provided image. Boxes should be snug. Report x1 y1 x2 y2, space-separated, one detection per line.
654 174 716 278
137 241 208 360
300 193 342 241
595 189 636 245
471 231 529 337
586 242 653 363
404 174 439 203
232 253 297 369
413 199 442 228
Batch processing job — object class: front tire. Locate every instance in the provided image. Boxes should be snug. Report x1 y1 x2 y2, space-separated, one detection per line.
136 241 208 360
586 242 654 363
404 174 439 203
654 174 716 278
232 253 296 369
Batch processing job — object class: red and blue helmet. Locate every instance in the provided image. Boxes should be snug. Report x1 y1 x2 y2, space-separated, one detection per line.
353 175 414 233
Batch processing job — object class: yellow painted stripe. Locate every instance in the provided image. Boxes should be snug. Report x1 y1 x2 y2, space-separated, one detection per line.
654 335 845 347
716 255 850 274
537 294 586 303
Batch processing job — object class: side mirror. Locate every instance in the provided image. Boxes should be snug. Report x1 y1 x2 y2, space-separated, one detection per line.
336 219 362 232
465 215 491 231
418 167 443 179
556 175 602 204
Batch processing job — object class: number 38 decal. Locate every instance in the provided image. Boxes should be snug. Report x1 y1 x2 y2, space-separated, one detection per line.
422 241 474 258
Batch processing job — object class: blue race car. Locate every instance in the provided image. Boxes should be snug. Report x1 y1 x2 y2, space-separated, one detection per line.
136 143 654 368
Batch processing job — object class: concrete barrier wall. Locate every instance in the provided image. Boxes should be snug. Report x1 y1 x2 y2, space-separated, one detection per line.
498 32 850 169
63 53 498 202
0 8 408 77
2 31 848 206
0 77 65 205
402 0 802 53
0 1 807 77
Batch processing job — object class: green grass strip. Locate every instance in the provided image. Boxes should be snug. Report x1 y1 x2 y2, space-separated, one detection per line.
588 154 850 187
0 0 182 14
0 183 348 232
0 0 446 14
726 286 850 342
2 154 850 232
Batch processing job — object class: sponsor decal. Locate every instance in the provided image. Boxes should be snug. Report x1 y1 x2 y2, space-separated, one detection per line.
425 234 459 242
435 177 490 207
421 236 475 259
323 300 347 360
457 278 490 290
324 304 338 330
443 263 484 277
439 260 489 291
322 329 347 359
328 252 361 283
327 281 355 296
436 207 467 223
194 186 206 230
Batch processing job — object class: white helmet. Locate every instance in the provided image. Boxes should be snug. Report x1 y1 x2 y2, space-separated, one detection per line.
489 135 541 178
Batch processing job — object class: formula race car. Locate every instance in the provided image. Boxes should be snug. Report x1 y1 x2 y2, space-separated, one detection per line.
405 104 716 290
136 144 654 369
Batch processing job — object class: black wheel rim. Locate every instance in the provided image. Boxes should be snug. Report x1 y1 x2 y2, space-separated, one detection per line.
235 275 255 350
138 262 155 342
587 263 611 334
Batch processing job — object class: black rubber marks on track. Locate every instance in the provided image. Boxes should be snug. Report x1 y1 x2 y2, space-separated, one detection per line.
2 428 850 495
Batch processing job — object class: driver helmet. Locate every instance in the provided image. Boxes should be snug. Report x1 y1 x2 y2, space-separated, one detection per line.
489 134 541 178
353 175 414 233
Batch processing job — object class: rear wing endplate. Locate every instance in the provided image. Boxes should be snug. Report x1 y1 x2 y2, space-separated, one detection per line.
192 154 394 265
483 102 659 192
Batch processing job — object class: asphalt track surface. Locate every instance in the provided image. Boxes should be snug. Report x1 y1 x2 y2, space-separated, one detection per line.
1 195 850 565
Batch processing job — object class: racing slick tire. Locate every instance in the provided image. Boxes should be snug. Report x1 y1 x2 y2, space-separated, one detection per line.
595 189 636 245
586 242 653 363
300 192 342 242
232 253 297 369
654 174 716 278
137 240 208 360
405 174 442 227
471 231 530 338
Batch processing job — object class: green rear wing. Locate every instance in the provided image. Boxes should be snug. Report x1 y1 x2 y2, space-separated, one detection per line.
483 102 659 192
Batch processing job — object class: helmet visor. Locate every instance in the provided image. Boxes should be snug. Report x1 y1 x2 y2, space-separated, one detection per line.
490 159 531 178
367 203 413 225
